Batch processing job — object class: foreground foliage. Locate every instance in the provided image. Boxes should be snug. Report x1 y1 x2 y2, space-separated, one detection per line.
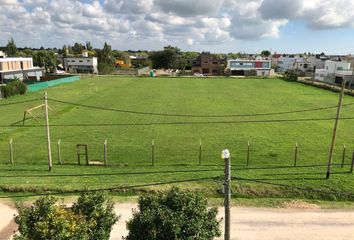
1 80 27 98
14 192 119 240
125 188 221 240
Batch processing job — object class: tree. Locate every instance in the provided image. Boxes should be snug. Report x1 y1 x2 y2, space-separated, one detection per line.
32 50 58 73
261 50 271 57
14 196 89 240
72 192 119 240
148 46 182 69
96 42 115 74
125 188 221 240
85 41 93 51
5 37 18 57
72 42 84 55
14 192 119 240
62 45 68 57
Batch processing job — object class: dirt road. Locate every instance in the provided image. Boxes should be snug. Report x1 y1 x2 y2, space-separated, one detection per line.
1 202 354 240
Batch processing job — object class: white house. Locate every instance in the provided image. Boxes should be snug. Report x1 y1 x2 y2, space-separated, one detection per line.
63 57 98 74
277 57 297 72
315 60 354 85
227 59 272 76
0 57 43 84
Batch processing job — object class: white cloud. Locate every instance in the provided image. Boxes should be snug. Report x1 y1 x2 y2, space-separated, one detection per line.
0 0 19 5
1 0 354 50
154 0 224 17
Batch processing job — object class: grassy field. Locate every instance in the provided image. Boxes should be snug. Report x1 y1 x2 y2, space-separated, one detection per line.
0 76 354 201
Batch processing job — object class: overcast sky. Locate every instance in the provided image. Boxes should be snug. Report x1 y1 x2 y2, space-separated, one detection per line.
1 0 354 54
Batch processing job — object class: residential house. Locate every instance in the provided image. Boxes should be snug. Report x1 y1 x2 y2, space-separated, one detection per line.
306 56 325 72
277 57 297 72
315 60 354 85
192 53 226 76
0 57 43 84
227 58 272 77
63 56 98 74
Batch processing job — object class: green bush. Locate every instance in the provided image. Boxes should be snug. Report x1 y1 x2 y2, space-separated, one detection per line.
125 188 221 240
0 79 27 98
14 192 119 240
72 192 119 240
282 70 298 82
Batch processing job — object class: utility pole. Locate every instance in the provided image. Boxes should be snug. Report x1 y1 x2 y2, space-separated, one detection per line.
44 92 52 171
326 80 345 179
221 149 231 240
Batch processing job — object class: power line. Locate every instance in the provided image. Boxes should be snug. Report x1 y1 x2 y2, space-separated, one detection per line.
48 98 354 118
0 98 41 107
3 116 354 128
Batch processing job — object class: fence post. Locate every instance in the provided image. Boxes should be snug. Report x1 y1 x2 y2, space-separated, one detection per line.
294 142 298 167
341 144 346 168
58 139 62 164
246 141 250 167
104 139 107 166
9 138 13 165
199 139 202 166
350 151 354 173
152 140 155 166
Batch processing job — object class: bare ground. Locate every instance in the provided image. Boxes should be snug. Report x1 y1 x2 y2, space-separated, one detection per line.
1 202 354 240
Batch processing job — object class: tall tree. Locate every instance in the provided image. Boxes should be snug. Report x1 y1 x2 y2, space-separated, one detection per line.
5 37 18 57
96 42 115 74
85 41 93 51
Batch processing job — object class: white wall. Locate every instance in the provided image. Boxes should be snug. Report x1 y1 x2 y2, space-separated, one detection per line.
277 57 296 72
324 61 350 74
65 57 97 67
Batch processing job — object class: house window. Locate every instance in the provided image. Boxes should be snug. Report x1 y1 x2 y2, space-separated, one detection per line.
79 60 83 63
204 61 209 64
71 60 75 62
212 69 218 73
304 64 308 68
87 60 91 62
213 61 218 64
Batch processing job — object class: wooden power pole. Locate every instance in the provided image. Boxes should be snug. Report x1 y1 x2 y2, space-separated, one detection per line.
222 149 231 240
326 80 345 179
44 92 53 171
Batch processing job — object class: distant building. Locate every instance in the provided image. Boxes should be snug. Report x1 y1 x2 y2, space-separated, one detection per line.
63 56 98 74
315 60 354 85
306 57 325 72
277 57 298 72
0 57 43 84
0 51 6 58
227 59 272 77
192 53 226 76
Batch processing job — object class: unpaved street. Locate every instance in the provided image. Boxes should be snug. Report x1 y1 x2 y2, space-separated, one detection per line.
1 202 354 240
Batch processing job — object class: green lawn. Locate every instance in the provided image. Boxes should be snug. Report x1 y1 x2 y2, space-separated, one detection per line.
0 76 354 201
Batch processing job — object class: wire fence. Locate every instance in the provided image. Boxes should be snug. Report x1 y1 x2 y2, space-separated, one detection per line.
1 138 353 169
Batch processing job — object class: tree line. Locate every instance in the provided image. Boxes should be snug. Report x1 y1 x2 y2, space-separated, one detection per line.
1 38 281 75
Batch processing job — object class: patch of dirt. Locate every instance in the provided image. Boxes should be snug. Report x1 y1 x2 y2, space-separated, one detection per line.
281 200 321 209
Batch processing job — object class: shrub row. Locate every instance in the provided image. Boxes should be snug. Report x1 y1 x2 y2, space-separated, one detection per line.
0 80 27 98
